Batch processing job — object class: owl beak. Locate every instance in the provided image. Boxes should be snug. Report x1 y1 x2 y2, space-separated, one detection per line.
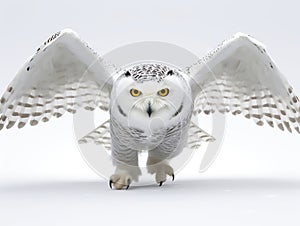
146 102 152 117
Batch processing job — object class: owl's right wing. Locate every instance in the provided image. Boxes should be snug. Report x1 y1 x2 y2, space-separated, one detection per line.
0 29 114 130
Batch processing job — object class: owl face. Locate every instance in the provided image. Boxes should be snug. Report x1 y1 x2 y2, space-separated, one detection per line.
110 63 192 128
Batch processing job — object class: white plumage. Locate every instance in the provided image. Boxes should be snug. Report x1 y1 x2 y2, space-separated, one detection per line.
188 33 300 133
1 29 299 189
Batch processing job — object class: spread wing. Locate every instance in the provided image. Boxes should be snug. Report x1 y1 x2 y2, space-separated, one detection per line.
0 29 114 130
188 32 300 134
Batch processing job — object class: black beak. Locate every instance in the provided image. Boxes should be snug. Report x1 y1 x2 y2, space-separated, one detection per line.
146 102 152 117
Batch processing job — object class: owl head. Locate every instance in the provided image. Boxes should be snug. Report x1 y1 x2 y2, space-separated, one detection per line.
110 63 193 129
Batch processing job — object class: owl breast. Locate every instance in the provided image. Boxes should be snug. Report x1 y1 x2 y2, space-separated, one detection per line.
110 114 191 156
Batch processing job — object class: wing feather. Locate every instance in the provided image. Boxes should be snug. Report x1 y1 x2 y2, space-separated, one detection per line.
0 29 114 130
188 33 300 133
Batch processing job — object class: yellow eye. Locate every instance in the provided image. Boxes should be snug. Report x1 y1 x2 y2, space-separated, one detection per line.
157 88 169 97
130 88 142 97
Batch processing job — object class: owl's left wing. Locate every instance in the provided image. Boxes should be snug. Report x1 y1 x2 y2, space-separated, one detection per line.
0 29 114 130
188 33 300 134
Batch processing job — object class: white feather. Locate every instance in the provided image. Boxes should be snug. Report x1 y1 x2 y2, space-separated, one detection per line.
188 32 300 133
0 29 114 130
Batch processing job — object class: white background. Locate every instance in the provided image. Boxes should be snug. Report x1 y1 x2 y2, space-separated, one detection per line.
0 0 300 225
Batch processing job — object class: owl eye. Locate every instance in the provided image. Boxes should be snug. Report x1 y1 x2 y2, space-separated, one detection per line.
130 88 142 97
157 88 169 97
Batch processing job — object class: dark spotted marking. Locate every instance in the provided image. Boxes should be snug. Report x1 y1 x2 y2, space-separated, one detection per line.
0 97 6 104
252 114 263 119
44 31 61 45
284 121 292 132
232 110 242 115
269 62 274 69
17 102 43 108
256 121 264 126
273 115 281 120
42 117 49 122
54 105 64 109
27 66 30 71
84 106 95 111
12 112 19 116
264 113 272 118
53 112 62 118
18 122 26 129
280 110 286 115
172 103 183 118
6 121 15 129
291 108 297 113
7 87 13 92
167 70 174 75
20 113 30 118
263 103 277 108
32 112 43 117
30 120 38 126
292 96 299 103
125 71 131 77
118 105 127 117
67 109 76 114
253 43 264 54
1 115 7 121
278 123 284 131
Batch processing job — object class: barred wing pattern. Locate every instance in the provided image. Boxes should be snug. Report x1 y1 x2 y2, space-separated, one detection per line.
0 29 113 130
188 33 300 133
79 120 112 150
187 121 215 149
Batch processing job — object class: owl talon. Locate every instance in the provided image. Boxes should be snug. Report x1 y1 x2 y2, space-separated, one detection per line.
109 173 132 190
126 178 131 190
147 158 174 185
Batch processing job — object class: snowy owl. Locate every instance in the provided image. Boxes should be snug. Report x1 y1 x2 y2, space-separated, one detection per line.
1 29 300 189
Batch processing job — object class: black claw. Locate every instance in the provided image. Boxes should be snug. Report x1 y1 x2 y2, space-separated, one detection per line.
109 180 113 189
159 181 164 186
126 179 131 190
171 174 175 181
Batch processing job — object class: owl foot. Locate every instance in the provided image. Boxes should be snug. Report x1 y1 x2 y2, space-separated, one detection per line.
109 172 132 190
147 159 174 186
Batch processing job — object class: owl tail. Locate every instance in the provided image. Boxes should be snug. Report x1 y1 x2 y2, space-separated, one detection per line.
187 121 215 149
78 119 112 151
